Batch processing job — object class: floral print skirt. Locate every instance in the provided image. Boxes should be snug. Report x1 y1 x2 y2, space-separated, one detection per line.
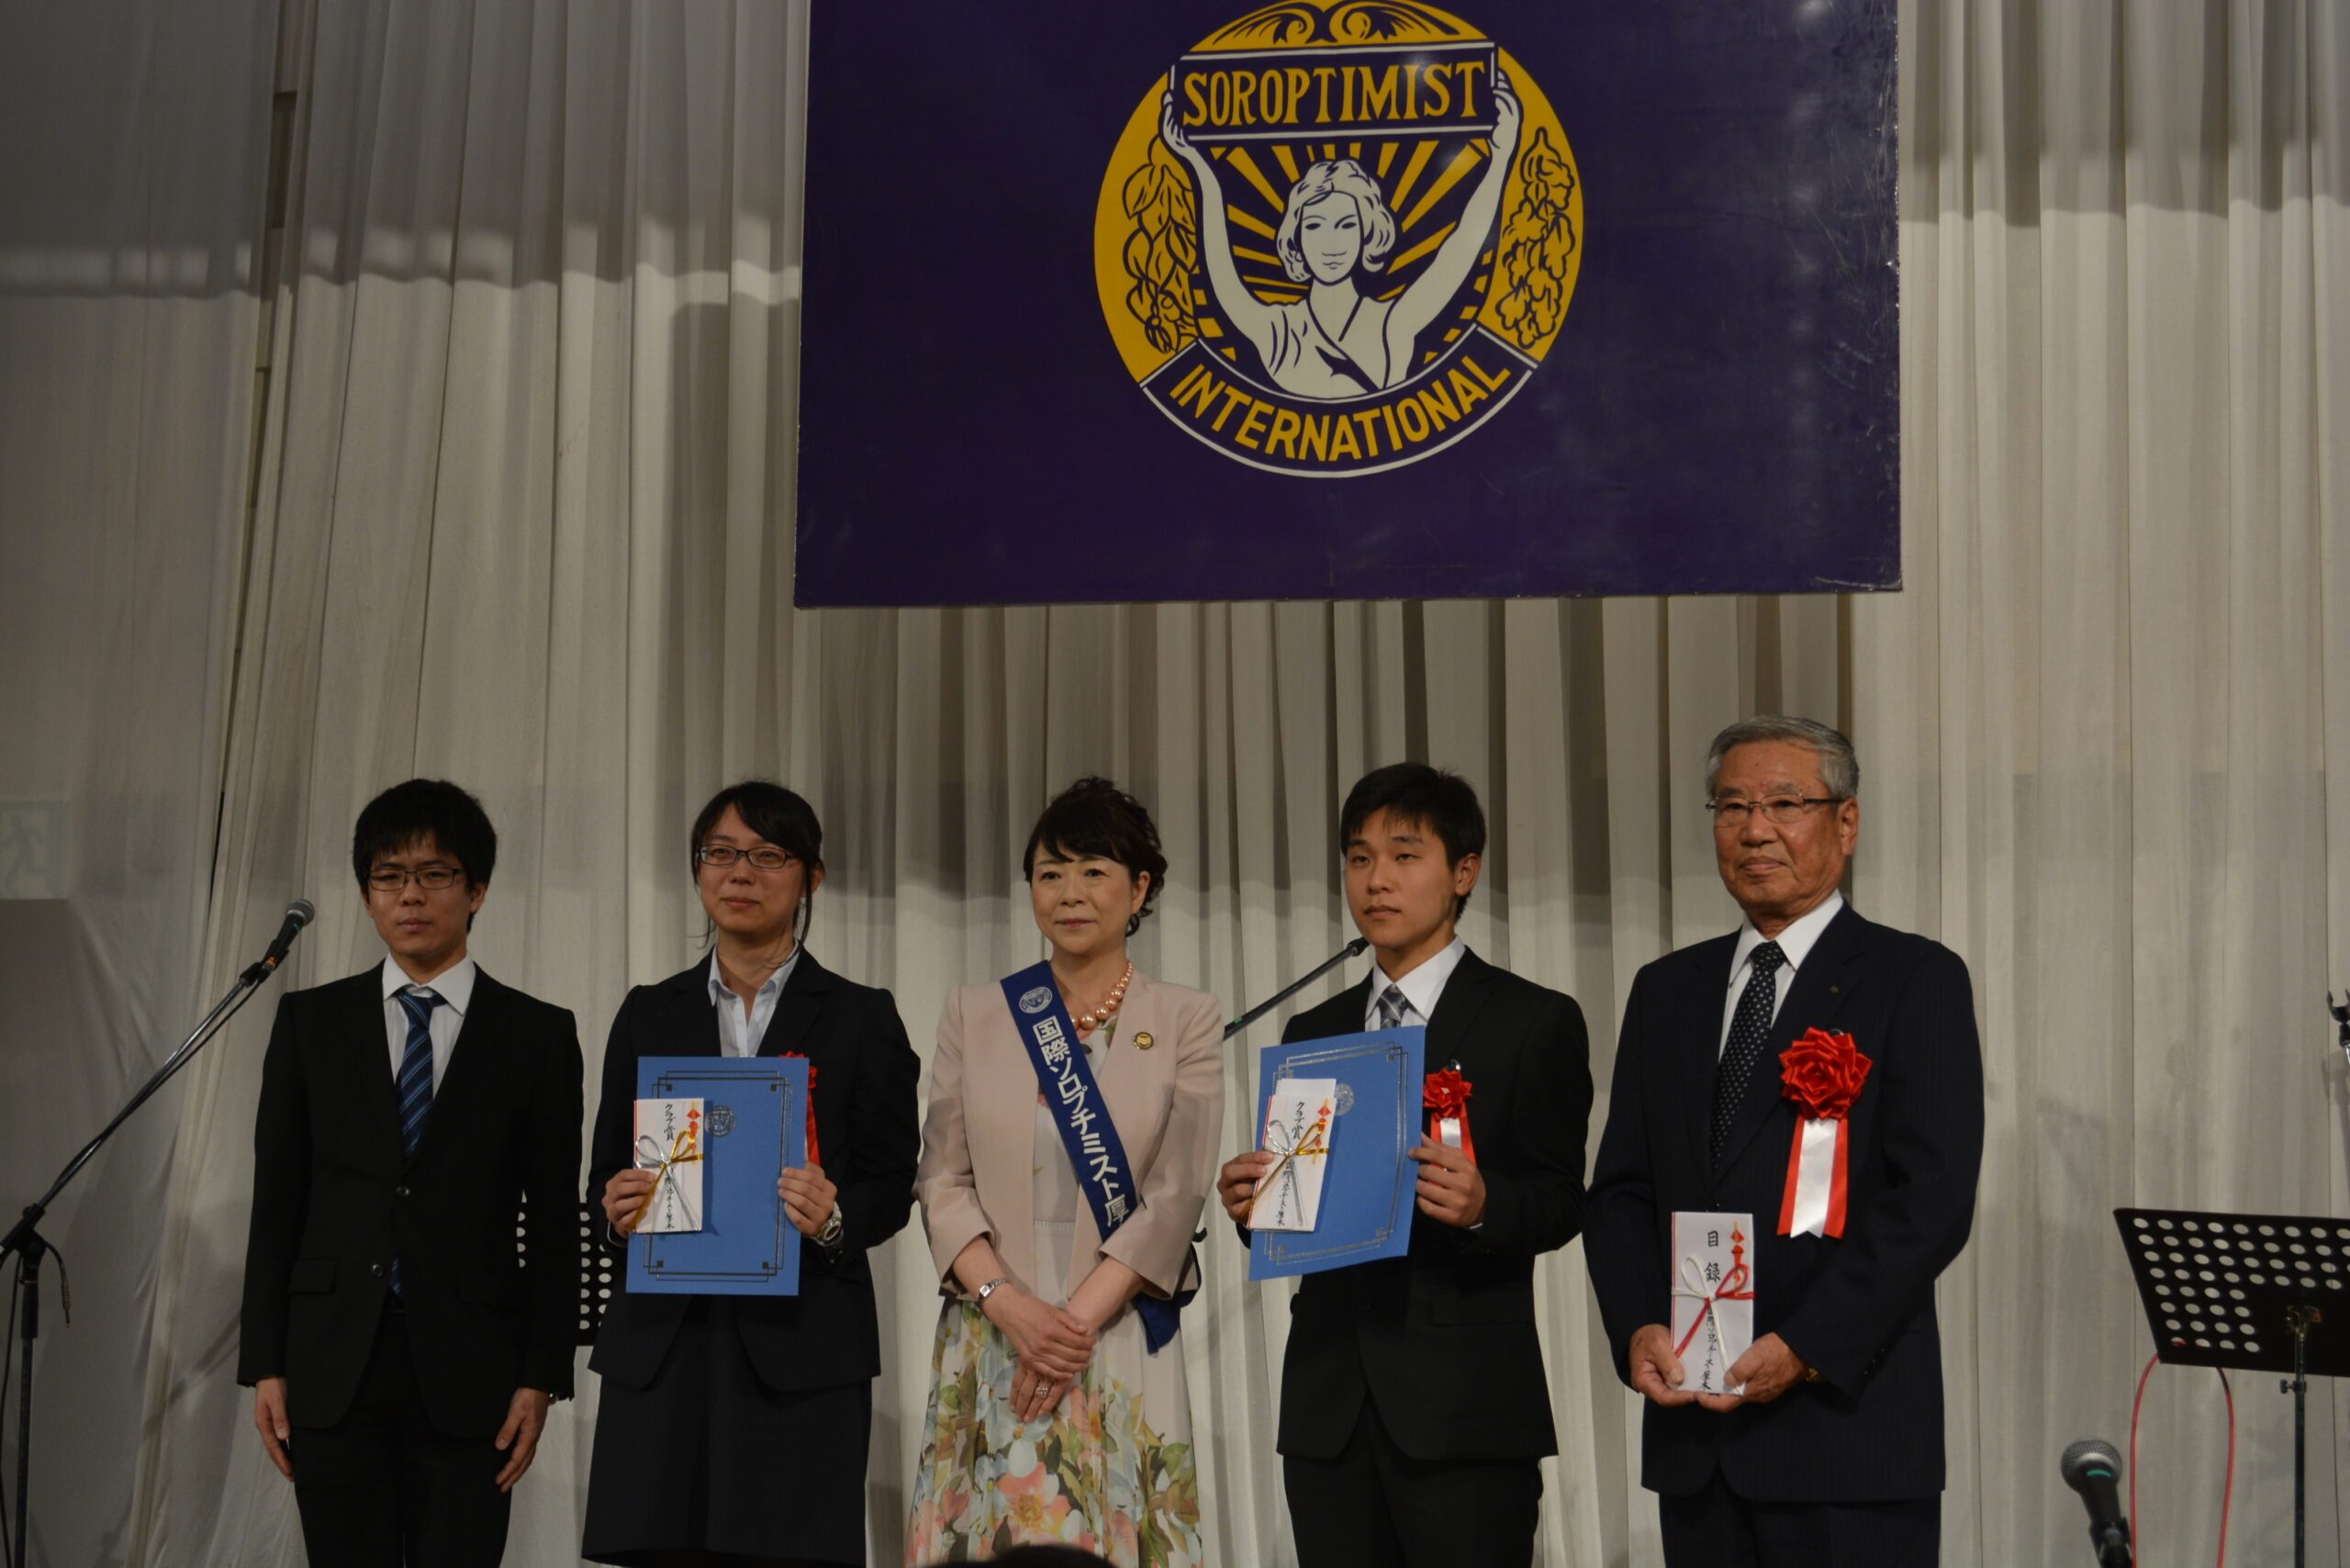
904 1296 1203 1566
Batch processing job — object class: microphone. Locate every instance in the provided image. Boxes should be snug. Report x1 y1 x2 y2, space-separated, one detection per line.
2059 1438 2132 1566
257 899 317 973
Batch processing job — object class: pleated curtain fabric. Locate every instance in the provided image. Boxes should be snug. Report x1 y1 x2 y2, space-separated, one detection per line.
0 1 279 1563
0 0 2340 1564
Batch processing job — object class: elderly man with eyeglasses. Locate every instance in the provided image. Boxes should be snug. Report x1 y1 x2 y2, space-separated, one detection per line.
1584 716 1985 1568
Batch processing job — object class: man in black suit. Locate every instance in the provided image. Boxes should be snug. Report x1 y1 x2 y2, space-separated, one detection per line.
1217 763 1593 1568
1584 716 1985 1567
240 779 583 1568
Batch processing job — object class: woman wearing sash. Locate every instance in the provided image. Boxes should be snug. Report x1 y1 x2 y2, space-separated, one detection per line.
582 781 922 1566
906 778 1224 1567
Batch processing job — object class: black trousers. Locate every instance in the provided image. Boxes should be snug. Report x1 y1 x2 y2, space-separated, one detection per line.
1282 1394 1543 1568
1658 1473 1940 1568
582 1299 871 1566
290 1306 511 1568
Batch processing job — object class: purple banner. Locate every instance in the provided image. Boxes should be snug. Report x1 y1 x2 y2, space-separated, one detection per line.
794 0 1898 605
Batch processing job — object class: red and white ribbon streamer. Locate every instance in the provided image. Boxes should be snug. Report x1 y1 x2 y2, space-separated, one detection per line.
1776 1114 1851 1238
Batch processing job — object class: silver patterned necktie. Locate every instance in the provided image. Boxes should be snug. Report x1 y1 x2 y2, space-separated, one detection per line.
1375 983 1408 1030
1708 943 1785 1165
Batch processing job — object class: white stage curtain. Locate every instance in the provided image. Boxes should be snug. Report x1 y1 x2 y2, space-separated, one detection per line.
0 0 2339 1564
0 1 278 1565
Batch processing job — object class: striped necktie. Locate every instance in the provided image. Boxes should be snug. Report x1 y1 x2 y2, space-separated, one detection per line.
395 988 445 1158
389 987 443 1298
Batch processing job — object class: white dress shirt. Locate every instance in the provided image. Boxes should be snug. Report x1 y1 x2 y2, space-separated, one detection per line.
1717 890 1845 1058
381 955 476 1092
707 946 800 1056
1362 935 1470 1030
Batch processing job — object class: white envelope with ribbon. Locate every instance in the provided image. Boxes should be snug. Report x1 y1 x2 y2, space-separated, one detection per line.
1248 1078 1337 1232
632 1097 705 1234
1669 1210 1755 1395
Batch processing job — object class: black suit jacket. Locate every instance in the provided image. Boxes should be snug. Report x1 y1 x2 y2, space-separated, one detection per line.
1584 902 1985 1502
1253 949 1593 1462
238 965 584 1437
586 952 921 1394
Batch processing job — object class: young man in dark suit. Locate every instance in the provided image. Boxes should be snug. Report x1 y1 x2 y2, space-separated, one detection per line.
1217 763 1594 1568
239 779 583 1568
1584 716 1985 1567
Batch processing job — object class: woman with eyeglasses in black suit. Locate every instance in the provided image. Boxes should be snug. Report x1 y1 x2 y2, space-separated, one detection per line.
581 781 922 1566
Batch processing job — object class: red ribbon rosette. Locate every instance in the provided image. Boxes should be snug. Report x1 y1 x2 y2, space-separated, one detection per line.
1422 1068 1476 1165
1775 1029 1871 1238
783 1050 820 1168
1781 1027 1872 1119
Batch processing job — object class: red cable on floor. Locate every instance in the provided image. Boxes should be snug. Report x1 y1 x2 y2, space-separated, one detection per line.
2129 1350 2238 1567
2132 1352 2154 1554
2214 1368 2234 1567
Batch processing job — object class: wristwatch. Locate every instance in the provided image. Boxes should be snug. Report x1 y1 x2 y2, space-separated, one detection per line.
816 1203 845 1249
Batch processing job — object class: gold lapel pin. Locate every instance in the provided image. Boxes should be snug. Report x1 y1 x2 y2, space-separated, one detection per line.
1133 1031 1155 1050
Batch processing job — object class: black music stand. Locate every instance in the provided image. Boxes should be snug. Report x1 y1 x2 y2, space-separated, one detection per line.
513 1201 618 1346
2115 1207 2350 1568
571 1201 619 1344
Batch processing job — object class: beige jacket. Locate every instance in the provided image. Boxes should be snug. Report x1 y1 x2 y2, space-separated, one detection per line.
916 970 1225 1305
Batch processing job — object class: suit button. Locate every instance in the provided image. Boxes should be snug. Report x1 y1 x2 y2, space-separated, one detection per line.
395 1185 411 1198
369 1262 386 1278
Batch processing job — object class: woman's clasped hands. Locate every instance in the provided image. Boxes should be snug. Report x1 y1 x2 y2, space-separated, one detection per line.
982 1282 1095 1424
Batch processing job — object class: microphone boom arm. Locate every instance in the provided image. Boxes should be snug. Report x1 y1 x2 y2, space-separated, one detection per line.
1 963 274 1260
1225 938 1370 1041
4 909 307 1568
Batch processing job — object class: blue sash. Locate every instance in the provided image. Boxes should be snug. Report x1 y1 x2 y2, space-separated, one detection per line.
1000 962 1192 1353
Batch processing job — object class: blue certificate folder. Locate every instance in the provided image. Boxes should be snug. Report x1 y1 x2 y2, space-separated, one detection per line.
1249 1026 1426 1282
629 1055 804 1296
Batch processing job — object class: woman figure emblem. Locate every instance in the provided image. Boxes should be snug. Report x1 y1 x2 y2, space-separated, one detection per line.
1160 69 1521 399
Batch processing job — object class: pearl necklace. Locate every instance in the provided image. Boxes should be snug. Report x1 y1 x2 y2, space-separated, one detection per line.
1072 961 1136 1033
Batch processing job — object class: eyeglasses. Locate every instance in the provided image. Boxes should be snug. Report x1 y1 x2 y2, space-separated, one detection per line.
1707 796 1841 828
696 845 795 871
367 864 464 891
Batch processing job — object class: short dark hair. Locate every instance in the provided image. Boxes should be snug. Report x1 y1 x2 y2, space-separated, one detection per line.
1022 777 1169 937
1338 762 1487 912
690 781 825 942
351 778 498 894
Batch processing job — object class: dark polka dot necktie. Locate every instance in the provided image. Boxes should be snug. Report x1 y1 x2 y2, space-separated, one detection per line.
1709 942 1785 1166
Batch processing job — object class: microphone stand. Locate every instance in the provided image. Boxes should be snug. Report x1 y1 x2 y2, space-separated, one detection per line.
0 950 289 1568
2330 990 2349 1079
1225 938 1369 1041
2315 991 2350 1568
2333 992 2350 1203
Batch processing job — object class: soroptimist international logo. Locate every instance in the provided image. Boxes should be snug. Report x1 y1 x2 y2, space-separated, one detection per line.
1094 1 1582 477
